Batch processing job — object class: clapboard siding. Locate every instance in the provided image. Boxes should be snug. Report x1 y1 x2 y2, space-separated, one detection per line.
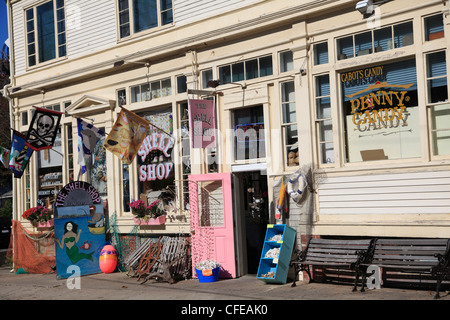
65 0 117 58
174 0 263 26
12 0 265 75
317 171 450 215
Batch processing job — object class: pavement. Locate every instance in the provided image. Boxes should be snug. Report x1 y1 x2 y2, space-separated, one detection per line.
1 264 449 316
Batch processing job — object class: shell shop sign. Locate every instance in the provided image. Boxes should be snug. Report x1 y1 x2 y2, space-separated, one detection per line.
138 132 174 181
342 66 413 132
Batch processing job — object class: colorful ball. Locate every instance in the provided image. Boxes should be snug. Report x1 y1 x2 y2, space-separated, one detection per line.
99 244 117 273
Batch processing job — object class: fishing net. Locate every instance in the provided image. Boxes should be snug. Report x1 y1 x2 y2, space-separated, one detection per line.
107 211 139 272
7 220 56 274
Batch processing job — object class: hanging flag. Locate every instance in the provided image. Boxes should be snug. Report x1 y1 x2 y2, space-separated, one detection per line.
189 99 216 148
77 118 105 174
0 147 10 169
26 107 63 151
103 107 150 165
9 130 34 178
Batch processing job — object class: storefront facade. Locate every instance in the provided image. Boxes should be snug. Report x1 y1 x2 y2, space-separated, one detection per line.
4 0 450 276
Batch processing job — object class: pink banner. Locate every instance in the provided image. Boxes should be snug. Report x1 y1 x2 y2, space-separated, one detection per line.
189 99 216 148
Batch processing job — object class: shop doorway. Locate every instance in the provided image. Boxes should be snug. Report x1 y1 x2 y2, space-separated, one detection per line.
233 170 269 276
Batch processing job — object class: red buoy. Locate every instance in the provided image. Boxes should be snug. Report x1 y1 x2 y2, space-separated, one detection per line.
99 244 117 273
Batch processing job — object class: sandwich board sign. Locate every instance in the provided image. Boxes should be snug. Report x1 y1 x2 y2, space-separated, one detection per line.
53 181 105 279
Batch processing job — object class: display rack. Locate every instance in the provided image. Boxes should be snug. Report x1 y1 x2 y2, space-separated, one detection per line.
256 224 296 284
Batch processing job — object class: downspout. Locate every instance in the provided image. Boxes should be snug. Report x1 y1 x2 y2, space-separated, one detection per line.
3 0 16 222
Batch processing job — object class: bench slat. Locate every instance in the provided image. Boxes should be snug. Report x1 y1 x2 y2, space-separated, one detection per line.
376 239 449 246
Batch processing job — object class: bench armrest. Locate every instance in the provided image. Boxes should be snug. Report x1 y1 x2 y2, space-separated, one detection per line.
355 250 370 266
290 249 306 265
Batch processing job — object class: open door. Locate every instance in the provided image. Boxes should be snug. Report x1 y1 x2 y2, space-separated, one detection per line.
189 173 236 278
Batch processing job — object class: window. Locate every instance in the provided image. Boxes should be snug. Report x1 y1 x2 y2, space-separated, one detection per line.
233 106 265 160
179 102 190 210
201 69 213 89
219 55 273 84
118 0 173 38
65 124 74 183
37 128 62 207
137 108 175 208
25 0 66 67
313 42 328 65
341 59 420 162
280 51 294 72
176 75 187 93
337 21 413 60
314 75 334 164
425 14 444 41
117 89 127 106
21 111 28 126
281 81 298 167
130 78 171 103
426 51 449 156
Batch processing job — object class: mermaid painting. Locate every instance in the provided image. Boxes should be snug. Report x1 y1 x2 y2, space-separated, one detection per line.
55 221 94 264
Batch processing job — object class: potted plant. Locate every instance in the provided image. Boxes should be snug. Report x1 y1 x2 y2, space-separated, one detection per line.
130 199 166 225
22 206 53 228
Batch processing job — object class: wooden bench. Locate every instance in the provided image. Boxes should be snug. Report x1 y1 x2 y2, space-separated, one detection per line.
290 238 373 290
358 238 450 299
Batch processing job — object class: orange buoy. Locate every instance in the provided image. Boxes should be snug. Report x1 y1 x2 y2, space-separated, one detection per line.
99 244 117 273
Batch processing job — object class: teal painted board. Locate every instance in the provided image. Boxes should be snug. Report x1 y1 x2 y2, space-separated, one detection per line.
256 224 296 284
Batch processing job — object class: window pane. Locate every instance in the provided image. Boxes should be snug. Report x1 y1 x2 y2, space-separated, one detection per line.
425 14 444 41
259 56 273 77
245 59 258 80
314 42 328 65
118 0 129 11
161 78 171 96
316 97 331 119
280 51 294 71
342 59 420 162
234 106 265 160
151 81 161 98
202 69 213 89
219 65 231 83
316 74 330 97
37 1 56 63
430 103 450 155
281 81 296 123
337 36 353 60
394 21 413 48
232 62 244 82
286 124 298 167
427 51 448 103
355 31 372 56
133 0 157 32
131 86 141 103
374 26 392 52
320 142 334 164
177 75 187 93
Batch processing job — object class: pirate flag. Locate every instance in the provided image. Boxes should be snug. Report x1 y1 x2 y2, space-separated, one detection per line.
26 107 63 151
9 130 34 178
103 107 149 165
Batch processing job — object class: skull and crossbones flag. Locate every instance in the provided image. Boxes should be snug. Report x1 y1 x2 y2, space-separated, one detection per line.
9 130 34 178
26 107 63 151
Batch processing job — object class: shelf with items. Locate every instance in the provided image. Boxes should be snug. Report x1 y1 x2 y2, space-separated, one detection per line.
257 224 296 284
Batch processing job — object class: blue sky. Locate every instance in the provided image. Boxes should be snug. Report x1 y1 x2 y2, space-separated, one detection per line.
0 1 8 50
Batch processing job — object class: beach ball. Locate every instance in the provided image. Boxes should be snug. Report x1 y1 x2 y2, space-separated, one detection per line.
99 244 118 273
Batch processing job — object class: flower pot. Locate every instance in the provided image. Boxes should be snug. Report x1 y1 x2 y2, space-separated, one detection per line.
133 215 166 225
36 219 54 228
195 266 220 283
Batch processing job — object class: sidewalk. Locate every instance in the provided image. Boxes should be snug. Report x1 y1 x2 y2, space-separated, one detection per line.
0 265 448 301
